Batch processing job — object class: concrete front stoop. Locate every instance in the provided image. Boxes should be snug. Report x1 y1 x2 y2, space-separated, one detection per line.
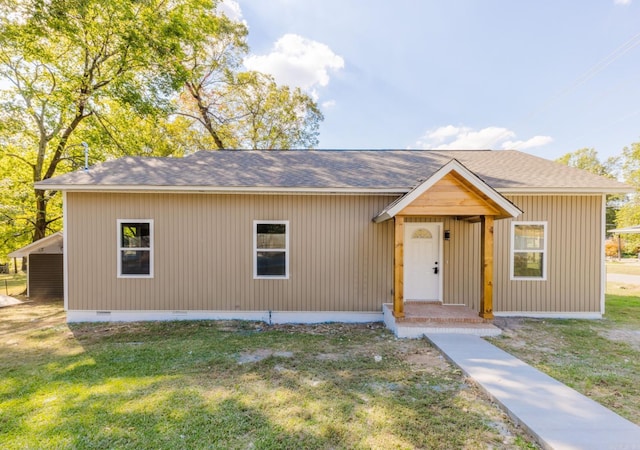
383 303 501 338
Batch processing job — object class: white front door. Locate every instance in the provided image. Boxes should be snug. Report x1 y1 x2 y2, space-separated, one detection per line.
404 222 441 301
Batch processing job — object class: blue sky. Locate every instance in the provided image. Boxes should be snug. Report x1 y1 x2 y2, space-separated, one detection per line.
221 0 640 160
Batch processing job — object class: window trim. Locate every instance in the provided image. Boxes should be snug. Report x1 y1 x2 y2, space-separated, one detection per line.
510 221 547 281
117 219 154 278
253 220 289 279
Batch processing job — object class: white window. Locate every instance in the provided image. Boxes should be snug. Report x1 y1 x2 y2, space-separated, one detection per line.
254 220 289 279
511 221 547 280
118 220 153 278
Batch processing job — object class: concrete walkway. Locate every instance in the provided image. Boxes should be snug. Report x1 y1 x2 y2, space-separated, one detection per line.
607 272 640 285
427 333 640 450
0 294 22 308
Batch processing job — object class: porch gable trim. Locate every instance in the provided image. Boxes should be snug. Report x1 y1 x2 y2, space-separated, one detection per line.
372 159 522 223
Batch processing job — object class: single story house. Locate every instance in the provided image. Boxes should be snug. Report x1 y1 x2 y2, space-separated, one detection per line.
8 231 64 298
35 150 630 324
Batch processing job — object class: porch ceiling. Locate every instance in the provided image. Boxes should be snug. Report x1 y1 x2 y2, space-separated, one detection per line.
373 159 522 222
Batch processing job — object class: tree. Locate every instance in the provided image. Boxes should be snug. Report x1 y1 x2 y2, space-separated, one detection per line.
0 0 325 256
621 141 640 190
175 16 322 149
556 148 623 230
0 0 237 242
218 72 322 149
614 141 640 254
556 147 619 178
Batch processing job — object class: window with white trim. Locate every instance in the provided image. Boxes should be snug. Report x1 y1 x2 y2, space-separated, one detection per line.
254 221 289 279
118 220 153 277
511 221 547 280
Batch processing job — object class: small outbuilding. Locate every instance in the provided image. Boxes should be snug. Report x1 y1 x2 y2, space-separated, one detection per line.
8 232 64 299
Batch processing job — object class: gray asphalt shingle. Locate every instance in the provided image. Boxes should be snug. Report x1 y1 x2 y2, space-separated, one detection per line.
35 149 630 192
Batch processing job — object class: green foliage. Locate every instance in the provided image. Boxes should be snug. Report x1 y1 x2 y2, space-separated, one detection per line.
622 141 640 191
0 0 324 257
556 147 619 178
556 147 624 229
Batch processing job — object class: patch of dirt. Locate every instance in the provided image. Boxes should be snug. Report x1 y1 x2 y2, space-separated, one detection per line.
0 299 65 338
269 322 386 335
602 329 640 351
493 317 528 331
236 349 294 364
404 347 449 372
315 352 345 361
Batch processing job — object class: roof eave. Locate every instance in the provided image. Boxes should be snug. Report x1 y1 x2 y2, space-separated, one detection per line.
8 231 63 258
497 187 633 195
37 184 406 195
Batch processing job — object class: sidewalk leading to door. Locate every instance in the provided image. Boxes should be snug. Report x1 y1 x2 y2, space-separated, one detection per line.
427 333 640 450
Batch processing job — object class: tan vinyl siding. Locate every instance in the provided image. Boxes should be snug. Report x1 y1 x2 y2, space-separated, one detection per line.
66 192 603 315
66 193 395 312
494 195 603 313
403 195 602 313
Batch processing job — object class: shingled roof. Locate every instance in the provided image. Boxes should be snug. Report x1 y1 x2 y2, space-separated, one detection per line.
36 149 631 194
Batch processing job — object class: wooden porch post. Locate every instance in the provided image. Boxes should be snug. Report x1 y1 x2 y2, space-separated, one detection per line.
480 215 494 319
393 216 405 318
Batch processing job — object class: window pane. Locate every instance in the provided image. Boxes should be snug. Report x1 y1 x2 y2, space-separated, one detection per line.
513 252 543 278
121 250 151 275
514 225 544 251
256 251 286 276
121 223 150 248
257 224 286 249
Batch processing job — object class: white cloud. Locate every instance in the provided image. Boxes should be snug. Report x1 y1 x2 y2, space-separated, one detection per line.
217 0 246 24
614 0 631 5
321 99 337 109
244 34 344 93
412 125 552 151
502 135 554 150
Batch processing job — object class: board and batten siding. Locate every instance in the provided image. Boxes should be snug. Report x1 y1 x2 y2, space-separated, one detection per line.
494 195 603 313
66 192 603 315
66 192 395 312
403 194 603 313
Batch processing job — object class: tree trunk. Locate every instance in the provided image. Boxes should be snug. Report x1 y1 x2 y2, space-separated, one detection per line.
34 188 48 242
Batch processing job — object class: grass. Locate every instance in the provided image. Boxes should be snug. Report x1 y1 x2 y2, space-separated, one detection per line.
490 281 640 425
0 271 26 296
0 301 535 449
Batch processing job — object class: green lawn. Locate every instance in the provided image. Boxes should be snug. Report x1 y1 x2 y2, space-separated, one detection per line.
490 282 640 425
0 271 26 296
0 301 534 449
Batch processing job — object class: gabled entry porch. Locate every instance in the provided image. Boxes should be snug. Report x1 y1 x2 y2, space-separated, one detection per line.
373 159 522 335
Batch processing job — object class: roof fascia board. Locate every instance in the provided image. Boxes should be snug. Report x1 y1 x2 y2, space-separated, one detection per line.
498 188 633 195
43 185 404 195
8 231 63 258
373 159 522 223
36 185 632 196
